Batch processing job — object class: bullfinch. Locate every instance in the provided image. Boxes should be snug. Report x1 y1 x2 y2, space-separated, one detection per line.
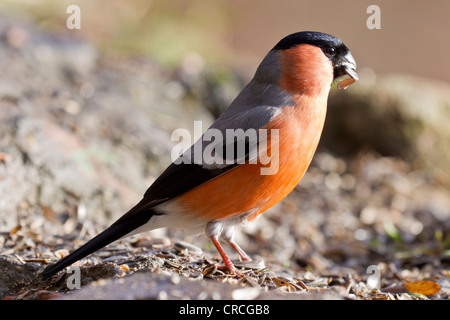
42 31 358 278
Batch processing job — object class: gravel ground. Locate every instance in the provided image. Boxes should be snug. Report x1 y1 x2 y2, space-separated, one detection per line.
0 14 449 300
1 151 449 300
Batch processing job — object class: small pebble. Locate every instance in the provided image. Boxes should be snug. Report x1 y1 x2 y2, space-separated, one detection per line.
231 287 260 300
174 240 202 255
232 260 265 270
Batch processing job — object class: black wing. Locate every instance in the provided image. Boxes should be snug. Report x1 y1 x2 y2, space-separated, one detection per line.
114 135 254 224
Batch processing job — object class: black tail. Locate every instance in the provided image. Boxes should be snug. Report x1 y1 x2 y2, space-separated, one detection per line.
42 209 153 278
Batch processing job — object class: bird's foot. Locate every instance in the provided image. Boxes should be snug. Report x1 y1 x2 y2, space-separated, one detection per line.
215 263 244 278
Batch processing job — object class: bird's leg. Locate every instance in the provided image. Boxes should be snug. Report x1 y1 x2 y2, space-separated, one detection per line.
209 236 243 277
227 239 252 262
222 225 252 261
206 221 244 277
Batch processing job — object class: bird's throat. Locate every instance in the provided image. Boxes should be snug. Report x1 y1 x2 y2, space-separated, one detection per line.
279 44 334 97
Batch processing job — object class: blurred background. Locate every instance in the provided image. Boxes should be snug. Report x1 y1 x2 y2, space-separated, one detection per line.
0 0 449 299
1 0 449 80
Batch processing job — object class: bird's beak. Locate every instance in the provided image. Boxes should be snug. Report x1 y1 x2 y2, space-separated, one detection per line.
334 51 358 90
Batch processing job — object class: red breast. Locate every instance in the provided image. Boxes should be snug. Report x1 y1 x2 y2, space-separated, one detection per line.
173 44 333 222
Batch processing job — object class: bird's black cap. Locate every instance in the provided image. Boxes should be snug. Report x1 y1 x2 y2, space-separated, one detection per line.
272 31 344 52
272 31 357 82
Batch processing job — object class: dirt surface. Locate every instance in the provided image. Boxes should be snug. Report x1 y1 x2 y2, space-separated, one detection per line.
0 15 449 300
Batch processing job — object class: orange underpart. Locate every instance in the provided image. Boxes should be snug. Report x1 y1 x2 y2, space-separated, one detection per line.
174 100 328 222
173 44 333 222
279 44 333 97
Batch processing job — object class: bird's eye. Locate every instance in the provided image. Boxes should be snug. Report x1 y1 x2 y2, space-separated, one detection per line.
326 47 336 56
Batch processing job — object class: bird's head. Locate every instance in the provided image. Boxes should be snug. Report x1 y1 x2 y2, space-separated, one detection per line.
267 31 358 96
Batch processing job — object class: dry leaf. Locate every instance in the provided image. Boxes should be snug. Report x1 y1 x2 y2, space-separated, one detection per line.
404 280 440 296
55 249 69 259
272 277 298 292
9 225 21 236
0 152 12 163
41 206 56 223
